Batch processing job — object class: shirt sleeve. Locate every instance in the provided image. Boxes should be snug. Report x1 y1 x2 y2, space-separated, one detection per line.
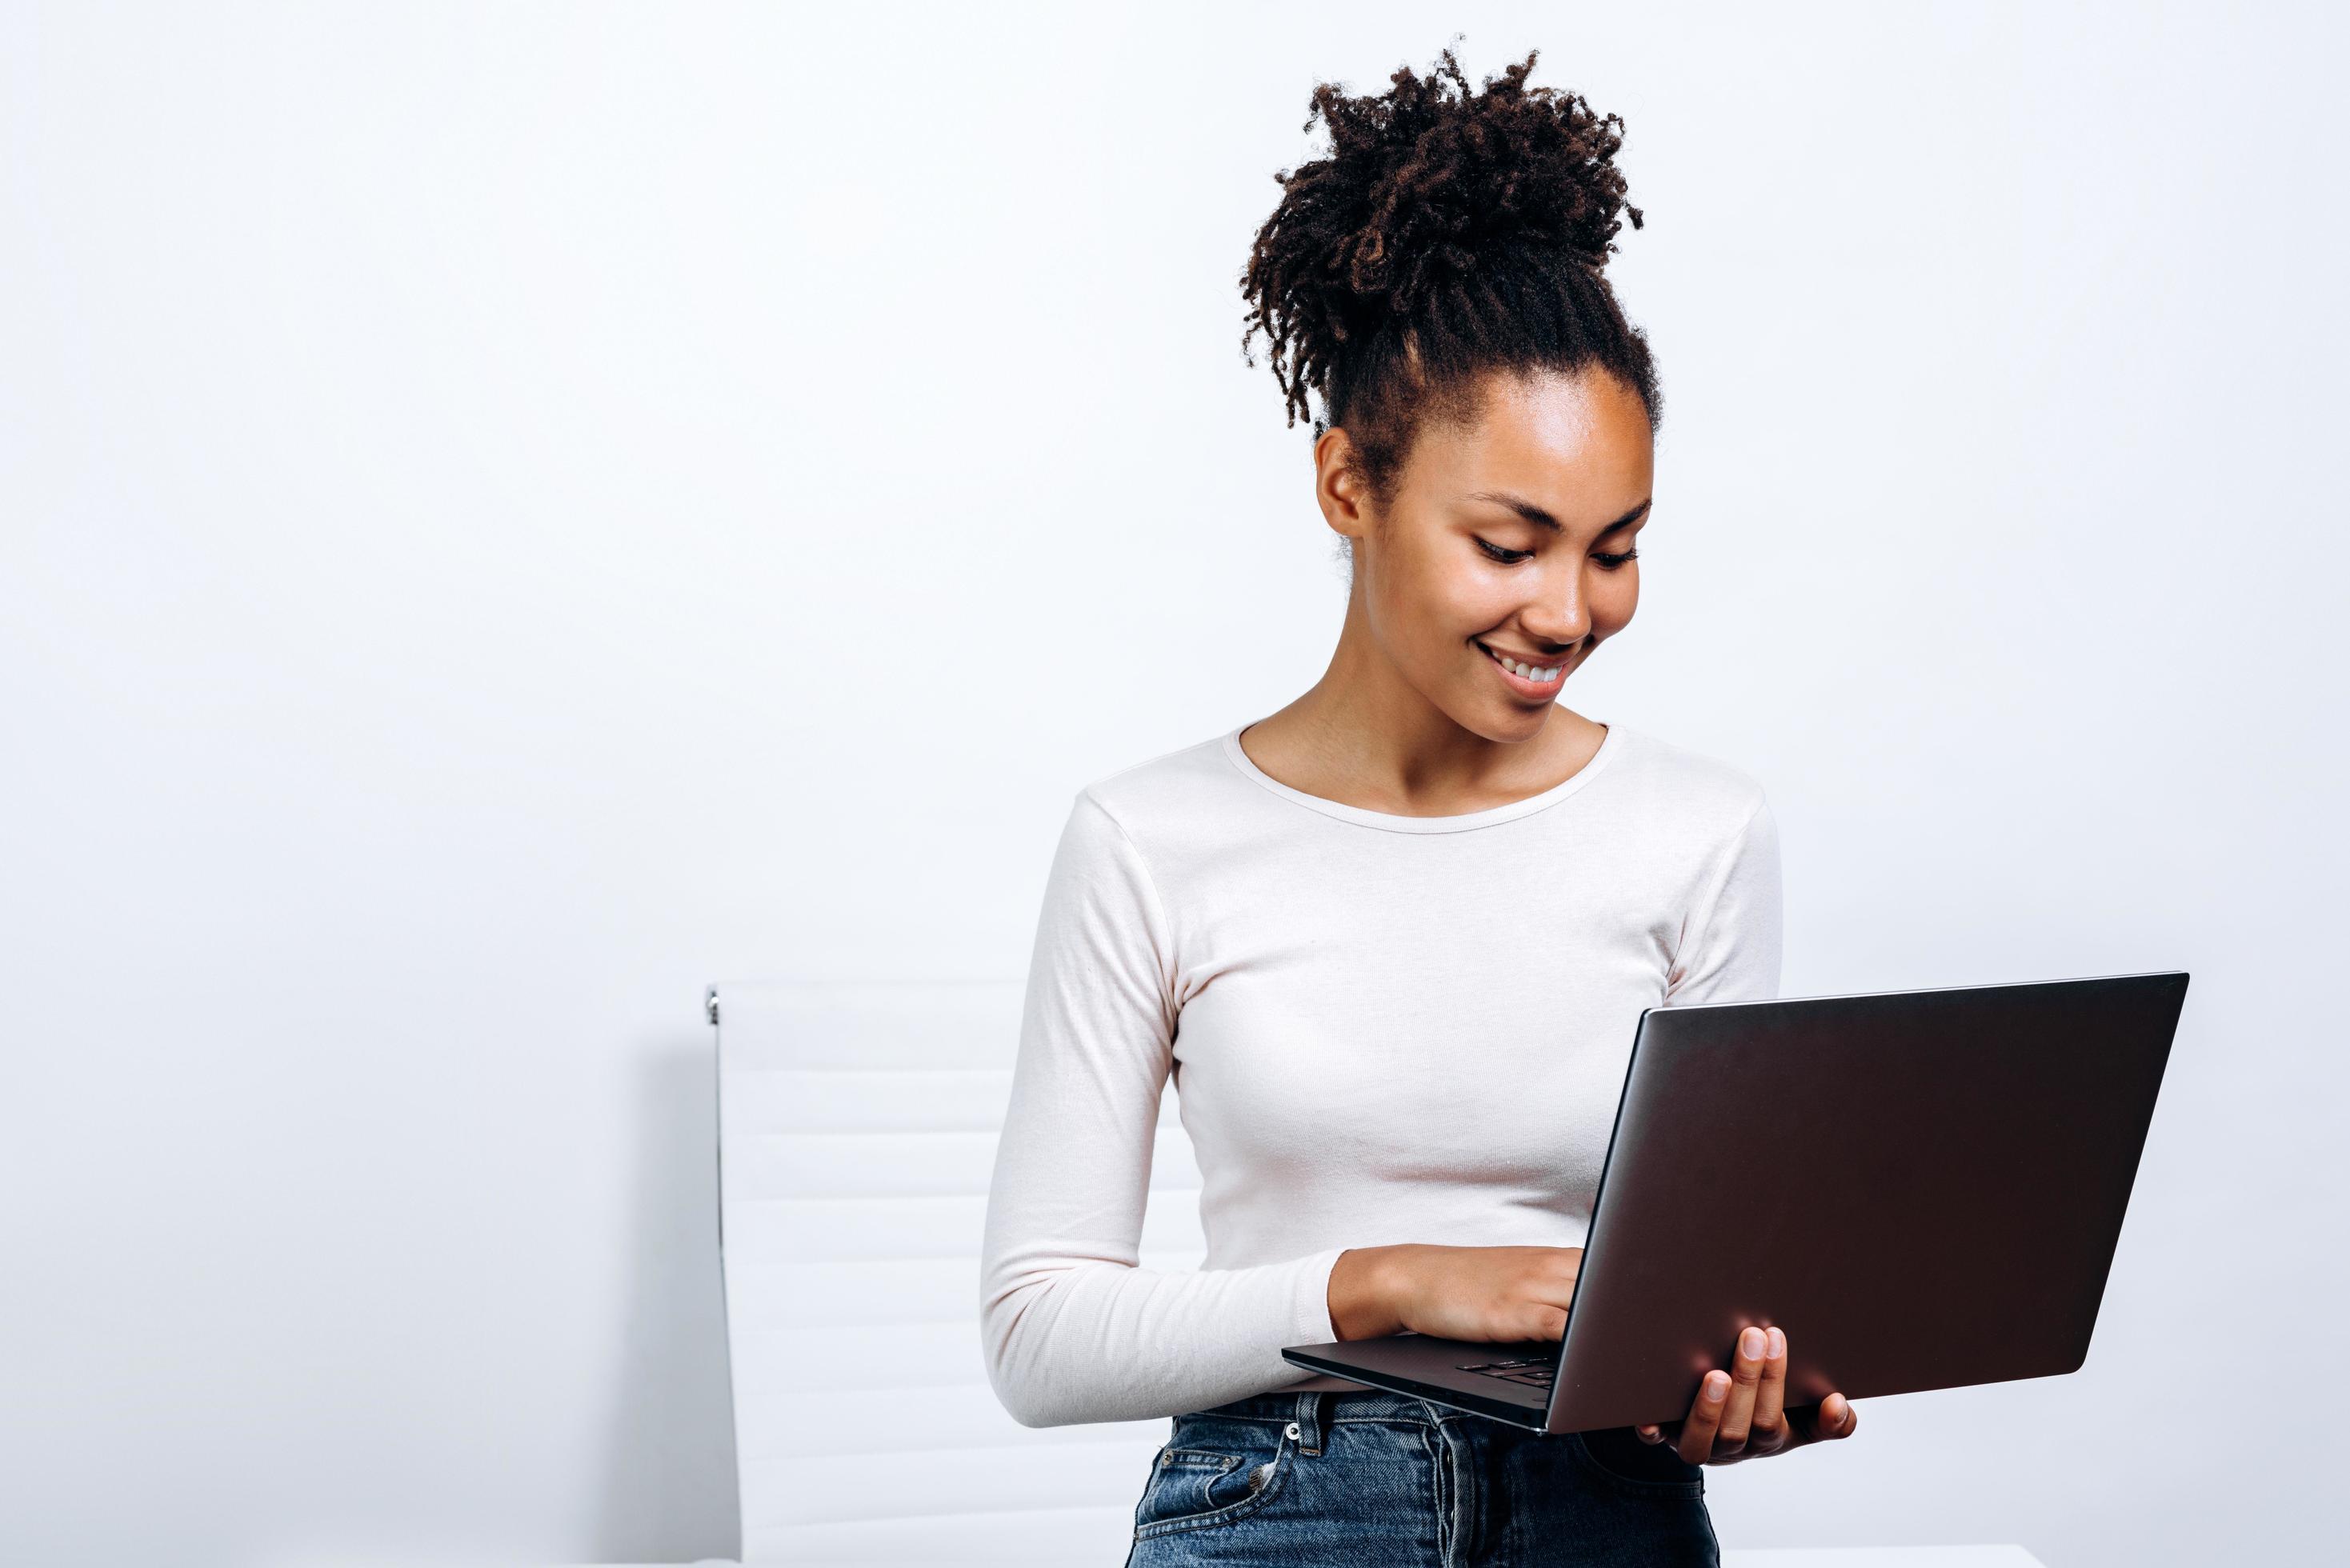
979 789 1347 1427
1663 796 1784 1006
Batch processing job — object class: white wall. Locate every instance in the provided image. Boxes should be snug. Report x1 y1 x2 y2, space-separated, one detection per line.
2 4 2342 1564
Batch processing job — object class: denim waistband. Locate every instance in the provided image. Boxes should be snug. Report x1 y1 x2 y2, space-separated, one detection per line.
1185 1386 1460 1448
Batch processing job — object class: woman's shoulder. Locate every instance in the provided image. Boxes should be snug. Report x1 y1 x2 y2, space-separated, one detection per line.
1599 723 1773 832
1064 726 1257 842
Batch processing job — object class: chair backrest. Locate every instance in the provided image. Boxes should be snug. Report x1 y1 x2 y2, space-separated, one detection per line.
708 978 1205 1564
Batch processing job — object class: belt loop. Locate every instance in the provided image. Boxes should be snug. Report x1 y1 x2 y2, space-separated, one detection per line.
1296 1389 1328 1455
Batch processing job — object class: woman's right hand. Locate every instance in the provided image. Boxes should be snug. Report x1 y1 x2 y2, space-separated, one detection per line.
1330 1243 1584 1343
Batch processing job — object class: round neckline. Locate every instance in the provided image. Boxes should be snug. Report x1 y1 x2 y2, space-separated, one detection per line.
1219 719 1627 834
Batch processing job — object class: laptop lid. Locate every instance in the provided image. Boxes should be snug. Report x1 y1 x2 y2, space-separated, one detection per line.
1541 970 2188 1432
1283 971 2188 1435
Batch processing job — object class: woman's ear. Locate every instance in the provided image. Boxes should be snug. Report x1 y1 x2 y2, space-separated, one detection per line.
1314 426 1374 543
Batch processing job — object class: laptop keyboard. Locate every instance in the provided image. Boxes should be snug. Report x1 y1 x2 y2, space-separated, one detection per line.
1455 1354 1555 1389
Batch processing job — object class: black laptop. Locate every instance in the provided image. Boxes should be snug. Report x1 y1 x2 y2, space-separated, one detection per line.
1282 971 2188 1433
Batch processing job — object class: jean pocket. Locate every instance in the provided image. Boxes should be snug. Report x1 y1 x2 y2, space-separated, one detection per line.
1567 1426 1706 1500
1133 1429 1294 1539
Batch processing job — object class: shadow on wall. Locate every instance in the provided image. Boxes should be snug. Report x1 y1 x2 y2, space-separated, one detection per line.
592 1033 742 1560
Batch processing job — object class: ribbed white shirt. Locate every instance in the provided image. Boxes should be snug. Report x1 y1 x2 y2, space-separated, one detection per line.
979 718 1783 1426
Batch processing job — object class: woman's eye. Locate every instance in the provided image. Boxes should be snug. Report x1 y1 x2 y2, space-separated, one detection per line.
1475 538 1639 570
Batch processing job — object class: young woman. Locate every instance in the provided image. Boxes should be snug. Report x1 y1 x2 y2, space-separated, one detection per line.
980 46 1857 1566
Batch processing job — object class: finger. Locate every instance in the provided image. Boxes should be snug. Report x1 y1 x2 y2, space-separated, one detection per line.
1635 1423 1665 1444
1791 1392 1858 1445
1676 1370 1730 1464
1713 1326 1769 1457
1747 1327 1791 1454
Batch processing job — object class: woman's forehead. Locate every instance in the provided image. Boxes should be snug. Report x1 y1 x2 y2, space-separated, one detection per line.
1412 369 1652 510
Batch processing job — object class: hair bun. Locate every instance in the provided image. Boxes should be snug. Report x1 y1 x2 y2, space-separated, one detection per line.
1239 41 1662 480
1287 44 1640 326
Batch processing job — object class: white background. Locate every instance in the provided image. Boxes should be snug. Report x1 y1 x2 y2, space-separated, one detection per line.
3 3 2344 1564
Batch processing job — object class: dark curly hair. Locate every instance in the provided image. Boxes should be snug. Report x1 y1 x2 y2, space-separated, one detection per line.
1239 43 1659 518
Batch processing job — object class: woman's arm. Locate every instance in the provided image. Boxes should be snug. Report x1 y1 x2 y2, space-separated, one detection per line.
1643 794 1861 1462
979 790 1347 1426
1663 795 1783 1007
1329 1243 1583 1342
1326 1245 1410 1341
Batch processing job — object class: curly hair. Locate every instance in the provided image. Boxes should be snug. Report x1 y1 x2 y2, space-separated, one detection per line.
1239 43 1660 516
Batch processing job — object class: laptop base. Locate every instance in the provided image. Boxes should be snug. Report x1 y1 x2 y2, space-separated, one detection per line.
1282 1334 1558 1432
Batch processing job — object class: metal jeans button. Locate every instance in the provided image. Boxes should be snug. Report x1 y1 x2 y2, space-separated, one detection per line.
1284 1421 1302 1440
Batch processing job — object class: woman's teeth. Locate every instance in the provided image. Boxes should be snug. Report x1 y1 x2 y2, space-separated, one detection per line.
1480 642 1565 683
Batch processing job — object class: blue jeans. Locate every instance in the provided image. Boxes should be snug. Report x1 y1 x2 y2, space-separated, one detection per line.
1124 1388 1717 1567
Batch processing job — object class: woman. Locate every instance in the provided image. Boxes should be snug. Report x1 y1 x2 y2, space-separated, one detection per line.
979 46 1857 1566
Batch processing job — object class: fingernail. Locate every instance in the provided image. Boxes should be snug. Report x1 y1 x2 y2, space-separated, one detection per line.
1705 1373 1728 1402
1741 1327 1766 1359
1767 1327 1784 1359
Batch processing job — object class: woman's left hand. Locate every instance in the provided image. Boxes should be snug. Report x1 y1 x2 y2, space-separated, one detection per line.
1633 1325 1859 1465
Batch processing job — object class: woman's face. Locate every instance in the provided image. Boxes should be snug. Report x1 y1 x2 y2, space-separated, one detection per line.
1322 365 1654 741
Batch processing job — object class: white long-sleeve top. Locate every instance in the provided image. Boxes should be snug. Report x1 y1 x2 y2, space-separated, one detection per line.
979 718 1783 1427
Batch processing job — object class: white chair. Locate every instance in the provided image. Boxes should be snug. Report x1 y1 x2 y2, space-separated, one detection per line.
707 978 1204 1565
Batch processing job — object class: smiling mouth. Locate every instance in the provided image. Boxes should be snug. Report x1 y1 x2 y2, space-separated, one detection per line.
1475 639 1571 684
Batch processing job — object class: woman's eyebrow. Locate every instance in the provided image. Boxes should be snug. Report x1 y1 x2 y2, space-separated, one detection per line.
1465 491 1652 534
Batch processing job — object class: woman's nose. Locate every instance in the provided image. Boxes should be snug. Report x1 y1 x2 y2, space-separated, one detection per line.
1520 590 1589 649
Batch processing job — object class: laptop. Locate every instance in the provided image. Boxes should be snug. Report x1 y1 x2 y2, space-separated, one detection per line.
1282 970 2188 1434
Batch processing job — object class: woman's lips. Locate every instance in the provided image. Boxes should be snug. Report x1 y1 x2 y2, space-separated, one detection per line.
1475 638 1569 700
